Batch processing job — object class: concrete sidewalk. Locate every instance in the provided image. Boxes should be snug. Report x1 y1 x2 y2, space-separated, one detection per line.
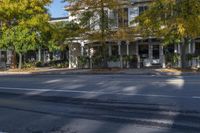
0 68 90 75
0 67 200 76
121 69 200 76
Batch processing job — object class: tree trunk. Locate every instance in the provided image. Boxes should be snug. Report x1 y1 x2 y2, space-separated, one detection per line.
18 53 22 69
181 38 189 68
11 51 17 69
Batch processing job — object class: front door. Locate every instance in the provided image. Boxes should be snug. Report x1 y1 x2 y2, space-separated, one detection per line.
139 44 149 59
153 45 160 59
139 44 149 67
152 45 160 65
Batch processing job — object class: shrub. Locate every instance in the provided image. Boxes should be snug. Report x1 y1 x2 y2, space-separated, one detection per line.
165 53 180 66
23 62 36 69
47 60 69 68
108 55 120 62
35 61 43 67
92 55 103 64
186 53 200 60
123 55 137 62
78 56 89 67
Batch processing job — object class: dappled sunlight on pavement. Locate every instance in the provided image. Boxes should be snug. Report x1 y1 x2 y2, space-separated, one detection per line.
0 75 200 132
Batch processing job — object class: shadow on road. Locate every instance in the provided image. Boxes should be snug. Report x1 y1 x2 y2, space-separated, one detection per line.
0 74 200 133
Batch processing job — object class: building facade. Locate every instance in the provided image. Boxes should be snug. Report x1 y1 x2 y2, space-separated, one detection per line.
1 1 200 69
67 0 200 69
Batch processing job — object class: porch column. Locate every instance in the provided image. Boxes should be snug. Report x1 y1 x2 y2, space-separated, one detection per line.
43 50 46 63
126 41 130 68
188 41 191 54
192 41 196 54
148 44 153 66
81 42 84 56
6 50 12 65
118 41 122 68
178 44 181 54
108 44 112 56
126 41 130 55
89 47 93 69
160 45 166 68
68 44 72 69
38 47 41 62
118 41 121 55
178 44 181 67
136 42 140 68
188 40 192 67
190 41 195 68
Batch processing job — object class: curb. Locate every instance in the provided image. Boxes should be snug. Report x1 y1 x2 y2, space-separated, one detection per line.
1 70 200 76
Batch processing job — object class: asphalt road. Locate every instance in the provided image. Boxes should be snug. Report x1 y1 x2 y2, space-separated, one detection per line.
0 74 200 133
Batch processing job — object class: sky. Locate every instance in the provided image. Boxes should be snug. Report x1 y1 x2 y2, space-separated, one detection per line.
48 0 68 18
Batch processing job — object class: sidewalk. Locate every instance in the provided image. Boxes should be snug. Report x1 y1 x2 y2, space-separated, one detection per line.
0 68 90 75
121 69 183 76
0 67 200 76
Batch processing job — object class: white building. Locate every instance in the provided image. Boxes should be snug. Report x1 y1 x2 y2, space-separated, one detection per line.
66 0 200 69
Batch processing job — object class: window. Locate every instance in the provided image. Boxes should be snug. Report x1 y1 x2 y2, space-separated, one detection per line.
139 6 148 15
195 42 200 54
108 10 118 28
118 8 128 27
124 8 129 26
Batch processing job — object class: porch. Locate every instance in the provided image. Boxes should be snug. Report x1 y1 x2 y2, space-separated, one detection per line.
68 39 166 69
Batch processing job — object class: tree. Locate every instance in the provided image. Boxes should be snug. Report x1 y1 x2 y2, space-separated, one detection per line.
135 0 200 68
0 26 38 69
48 21 81 51
0 0 51 68
65 0 128 67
